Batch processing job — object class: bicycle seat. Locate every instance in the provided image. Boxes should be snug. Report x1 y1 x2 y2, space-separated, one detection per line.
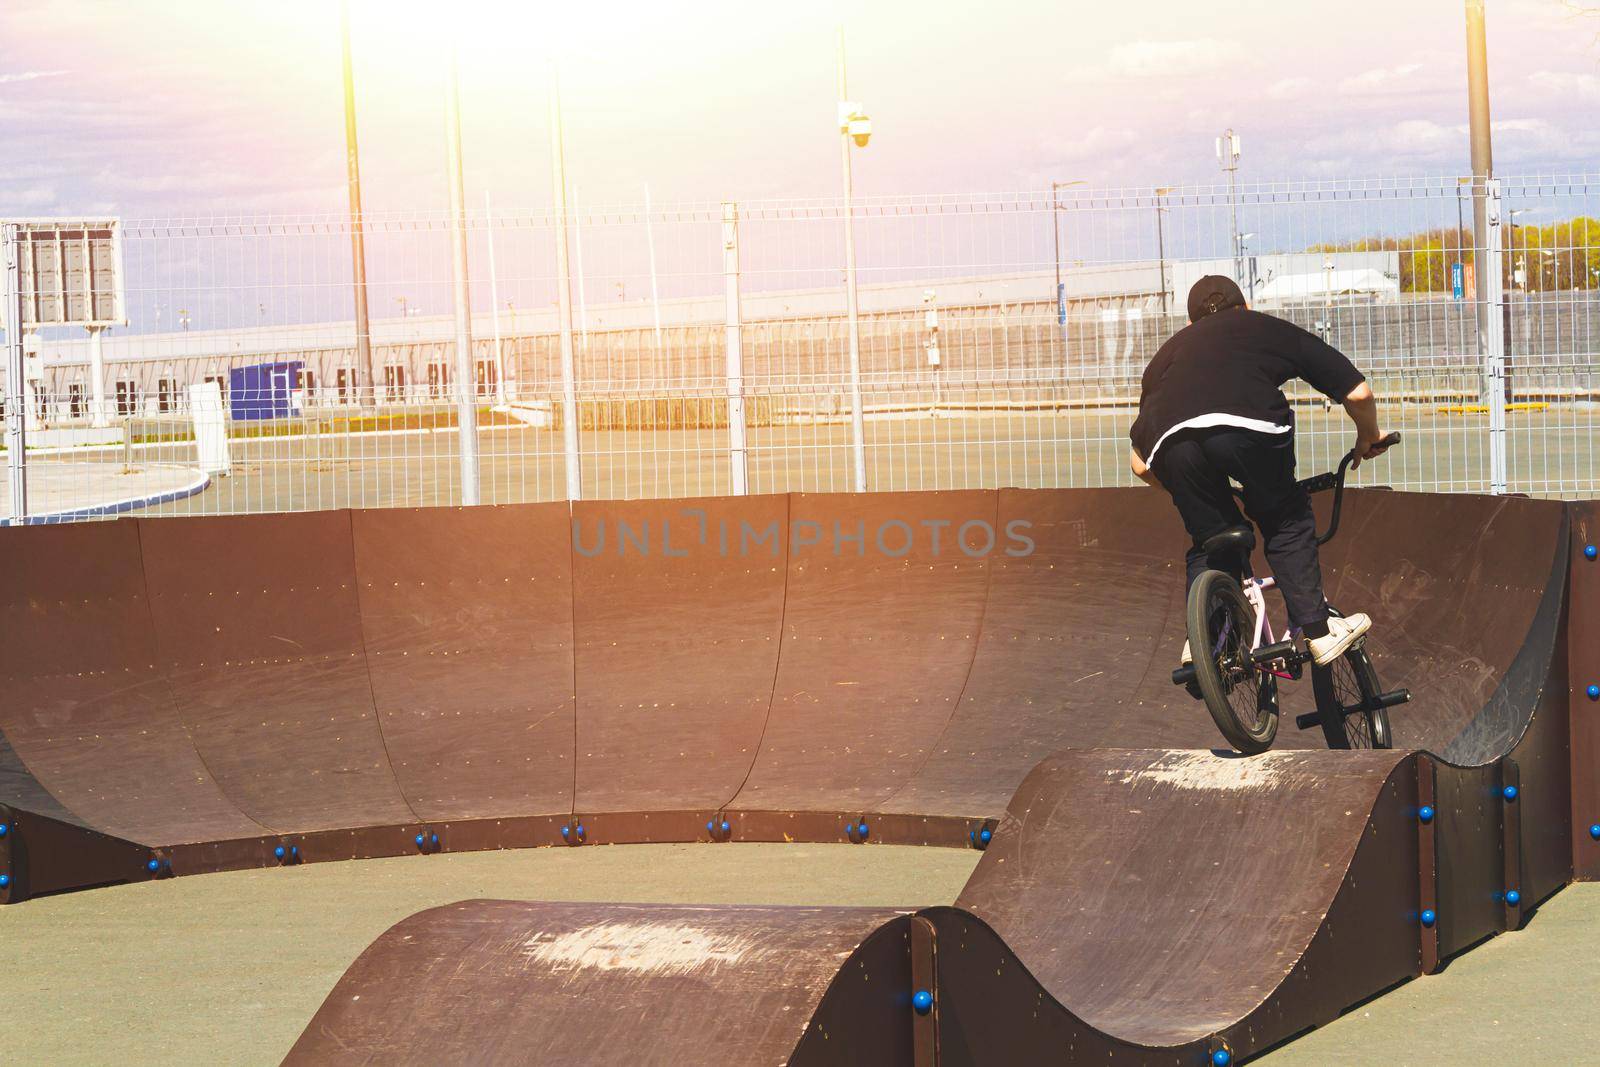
1202 525 1257 558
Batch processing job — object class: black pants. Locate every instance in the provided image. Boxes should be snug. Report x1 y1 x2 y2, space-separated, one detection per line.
1151 427 1330 639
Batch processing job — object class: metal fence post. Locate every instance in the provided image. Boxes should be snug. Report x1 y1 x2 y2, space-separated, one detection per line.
444 46 481 507
3 224 26 525
1483 177 1508 495
722 202 749 496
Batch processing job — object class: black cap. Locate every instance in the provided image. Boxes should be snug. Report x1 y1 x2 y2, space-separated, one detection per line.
1186 275 1246 323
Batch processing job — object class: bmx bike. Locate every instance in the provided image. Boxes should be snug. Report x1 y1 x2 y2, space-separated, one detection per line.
1170 432 1411 755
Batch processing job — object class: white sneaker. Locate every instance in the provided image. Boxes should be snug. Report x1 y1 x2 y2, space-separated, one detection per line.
1308 613 1372 667
1180 640 1192 665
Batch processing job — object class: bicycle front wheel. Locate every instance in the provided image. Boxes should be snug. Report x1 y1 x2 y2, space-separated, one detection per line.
1312 608 1392 750
1187 569 1279 754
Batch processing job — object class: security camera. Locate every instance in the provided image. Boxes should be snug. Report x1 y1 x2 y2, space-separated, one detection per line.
848 114 872 148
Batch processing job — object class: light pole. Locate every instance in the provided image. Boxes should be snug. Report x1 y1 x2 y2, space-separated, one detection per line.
1154 187 1172 319
1216 129 1242 289
1051 179 1085 348
549 65 582 501
444 43 480 506
1237 232 1257 302
837 27 871 493
340 0 375 409
1509 208 1529 292
1465 0 1495 353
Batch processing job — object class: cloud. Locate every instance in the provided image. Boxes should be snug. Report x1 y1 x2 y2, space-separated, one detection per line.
0 69 68 84
1338 63 1424 95
1529 70 1600 103
1303 115 1600 166
0 183 58 207
1266 77 1314 101
1106 39 1242 78
1040 125 1140 163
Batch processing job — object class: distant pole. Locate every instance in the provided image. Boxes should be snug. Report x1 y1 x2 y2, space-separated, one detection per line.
1049 179 1084 369
1052 183 1064 347
340 0 376 409
550 66 582 501
484 190 509 404
573 183 589 352
1217 129 1242 289
3 225 27 523
444 45 481 506
722 202 749 496
644 182 665 380
1154 187 1171 319
837 26 867 493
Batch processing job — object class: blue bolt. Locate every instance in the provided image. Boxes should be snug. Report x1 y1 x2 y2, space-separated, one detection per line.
561 826 571 839
1591 824 1600 841
291 846 299 857
979 827 993 844
1421 908 1437 927
720 821 730 834
857 822 870 840
576 824 586 838
1506 889 1521 906
147 859 160 873
0 823 9 836
274 845 286 859
415 833 425 847
706 821 715 834
0 873 9 889
1503 785 1519 801
430 833 439 847
846 823 854 836
1586 544 1598 561
912 989 933 1015
1587 684 1600 701
1418 805 1435 824
1212 1050 1233 1067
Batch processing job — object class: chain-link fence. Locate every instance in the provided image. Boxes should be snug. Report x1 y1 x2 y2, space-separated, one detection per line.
4 173 1598 523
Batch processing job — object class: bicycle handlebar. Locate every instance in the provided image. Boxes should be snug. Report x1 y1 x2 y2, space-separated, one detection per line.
1304 431 1401 546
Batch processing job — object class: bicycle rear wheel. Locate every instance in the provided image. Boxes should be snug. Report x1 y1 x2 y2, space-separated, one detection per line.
1311 608 1392 750
1187 569 1279 754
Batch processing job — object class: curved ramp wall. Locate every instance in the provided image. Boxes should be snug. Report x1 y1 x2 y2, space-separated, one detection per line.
0 489 1585 901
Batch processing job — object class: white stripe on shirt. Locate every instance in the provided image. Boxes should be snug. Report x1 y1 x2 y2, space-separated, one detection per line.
1144 413 1291 466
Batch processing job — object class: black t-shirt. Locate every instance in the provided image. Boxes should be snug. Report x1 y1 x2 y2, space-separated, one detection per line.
1129 308 1366 463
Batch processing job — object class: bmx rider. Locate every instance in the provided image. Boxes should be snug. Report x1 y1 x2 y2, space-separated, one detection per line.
1128 276 1391 668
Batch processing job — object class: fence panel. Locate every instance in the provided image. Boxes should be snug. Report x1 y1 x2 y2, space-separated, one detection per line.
3 174 1597 525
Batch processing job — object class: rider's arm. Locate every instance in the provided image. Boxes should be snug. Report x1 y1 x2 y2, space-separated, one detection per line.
1343 382 1388 467
1129 448 1159 487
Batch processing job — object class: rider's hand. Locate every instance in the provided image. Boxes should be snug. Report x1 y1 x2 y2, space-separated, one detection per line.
1351 429 1389 468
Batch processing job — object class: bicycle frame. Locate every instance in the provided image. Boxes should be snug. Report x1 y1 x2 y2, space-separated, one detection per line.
1239 576 1301 680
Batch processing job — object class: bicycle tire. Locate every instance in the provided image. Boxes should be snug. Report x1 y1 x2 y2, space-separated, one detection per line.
1311 608 1392 750
1187 569 1279 754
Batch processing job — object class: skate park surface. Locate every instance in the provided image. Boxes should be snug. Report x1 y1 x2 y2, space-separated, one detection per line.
1 486 1596 1063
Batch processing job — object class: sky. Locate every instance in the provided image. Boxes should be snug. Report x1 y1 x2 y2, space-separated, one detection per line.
1 0 1598 220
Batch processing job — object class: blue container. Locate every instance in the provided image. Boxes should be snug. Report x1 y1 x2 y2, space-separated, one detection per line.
228 360 304 421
